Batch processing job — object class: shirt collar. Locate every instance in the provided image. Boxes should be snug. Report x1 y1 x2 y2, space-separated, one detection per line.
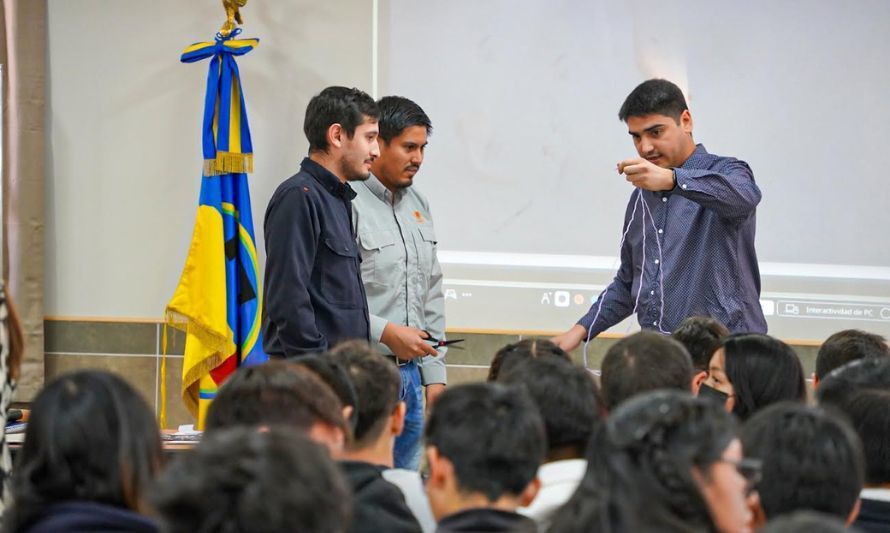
300 157 357 200
862 488 890 502
680 143 709 169
364 172 403 203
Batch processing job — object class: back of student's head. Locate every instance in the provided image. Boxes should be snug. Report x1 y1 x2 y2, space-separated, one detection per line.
425 382 546 501
551 390 738 533
497 357 603 457
722 334 806 421
328 340 400 449
826 387 890 486
600 331 693 410
817 357 890 408
6 370 162 531
815 329 889 382
204 360 348 439
487 338 571 381
671 316 729 372
740 402 864 521
757 510 850 533
292 353 359 431
151 426 351 533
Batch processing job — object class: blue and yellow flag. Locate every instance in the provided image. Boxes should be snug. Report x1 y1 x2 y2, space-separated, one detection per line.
164 29 267 429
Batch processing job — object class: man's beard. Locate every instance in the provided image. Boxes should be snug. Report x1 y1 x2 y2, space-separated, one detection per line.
341 155 371 182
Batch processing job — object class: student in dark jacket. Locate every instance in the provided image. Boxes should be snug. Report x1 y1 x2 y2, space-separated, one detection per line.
424 383 546 533
330 342 422 533
4 370 162 533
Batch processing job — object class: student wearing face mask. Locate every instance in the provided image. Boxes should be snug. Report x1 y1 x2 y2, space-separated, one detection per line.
701 333 806 420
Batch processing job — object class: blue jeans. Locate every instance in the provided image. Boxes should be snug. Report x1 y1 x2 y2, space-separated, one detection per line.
393 360 424 470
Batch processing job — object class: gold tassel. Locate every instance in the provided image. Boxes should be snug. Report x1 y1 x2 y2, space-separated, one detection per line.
202 152 253 176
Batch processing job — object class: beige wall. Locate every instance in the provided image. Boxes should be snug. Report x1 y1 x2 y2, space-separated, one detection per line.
45 0 373 317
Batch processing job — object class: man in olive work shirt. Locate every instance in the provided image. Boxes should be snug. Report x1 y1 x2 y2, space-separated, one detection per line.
352 96 446 469
262 86 380 358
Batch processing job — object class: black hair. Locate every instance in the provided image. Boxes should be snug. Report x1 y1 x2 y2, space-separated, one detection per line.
425 383 546 501
816 357 890 485
487 338 571 381
498 356 604 457
671 316 730 372
151 426 351 533
376 96 432 143
292 354 359 432
817 357 890 408
757 510 849 533
328 341 400 449
815 329 889 381
600 331 693 410
618 79 689 122
204 360 348 439
740 402 864 520
721 334 806 421
550 390 736 533
6 370 162 531
304 86 379 153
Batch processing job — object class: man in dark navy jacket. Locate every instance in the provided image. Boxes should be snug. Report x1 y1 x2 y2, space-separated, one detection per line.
262 87 380 358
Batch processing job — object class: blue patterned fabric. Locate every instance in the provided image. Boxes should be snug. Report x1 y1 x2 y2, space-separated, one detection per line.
578 144 767 338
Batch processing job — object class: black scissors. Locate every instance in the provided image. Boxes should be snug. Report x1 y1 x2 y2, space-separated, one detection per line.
423 331 465 348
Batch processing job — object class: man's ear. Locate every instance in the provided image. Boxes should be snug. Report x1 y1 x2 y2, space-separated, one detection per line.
518 476 542 507
680 109 694 134
391 401 407 437
326 123 344 149
426 446 453 489
691 370 708 395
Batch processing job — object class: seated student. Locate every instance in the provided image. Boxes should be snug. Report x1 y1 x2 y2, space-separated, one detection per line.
550 390 755 533
600 330 695 410
814 329 889 387
817 358 890 533
497 357 604 530
487 338 571 381
328 341 423 533
425 383 546 533
672 315 730 392
703 333 806 420
293 354 360 431
740 402 864 527
204 360 349 454
5 370 162 533
151 426 351 533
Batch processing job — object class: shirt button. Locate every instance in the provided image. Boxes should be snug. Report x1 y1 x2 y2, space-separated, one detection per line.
650 290 655 295
654 259 660 264
653 321 658 326
681 184 688 190
658 229 663 234
662 197 667 203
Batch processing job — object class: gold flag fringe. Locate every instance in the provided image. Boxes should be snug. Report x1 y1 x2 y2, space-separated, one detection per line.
203 152 254 176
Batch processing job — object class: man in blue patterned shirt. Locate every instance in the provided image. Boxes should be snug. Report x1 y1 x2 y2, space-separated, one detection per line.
553 79 767 352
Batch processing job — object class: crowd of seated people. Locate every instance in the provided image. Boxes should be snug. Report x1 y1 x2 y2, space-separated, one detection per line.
0 310 888 532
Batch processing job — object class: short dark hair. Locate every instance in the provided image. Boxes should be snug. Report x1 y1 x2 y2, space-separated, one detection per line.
425 383 546 501
816 357 890 486
6 370 163 531
151 427 351 533
671 316 730 372
618 79 689 122
204 360 348 438
740 402 864 520
815 329 889 381
722 334 806 421
600 331 693 410
328 341 400 449
498 357 604 455
292 354 359 431
376 96 432 143
757 510 849 533
304 86 379 153
487 338 571 381
551 390 737 532
817 357 890 408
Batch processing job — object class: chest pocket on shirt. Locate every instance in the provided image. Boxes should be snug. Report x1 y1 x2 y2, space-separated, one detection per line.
417 226 438 273
320 236 362 308
358 229 399 286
